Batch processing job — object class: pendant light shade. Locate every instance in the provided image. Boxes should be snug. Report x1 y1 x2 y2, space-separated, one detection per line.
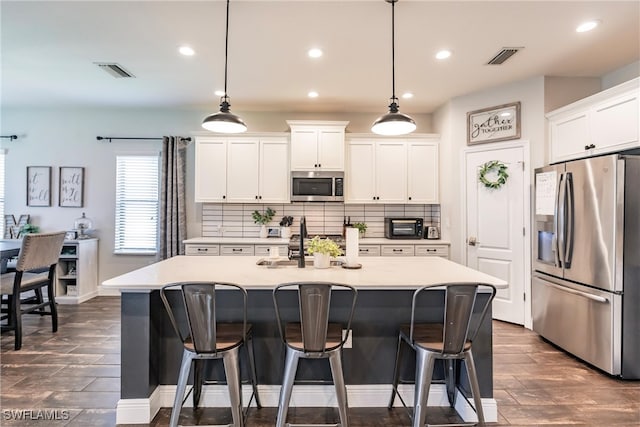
372 0 416 136
202 0 247 133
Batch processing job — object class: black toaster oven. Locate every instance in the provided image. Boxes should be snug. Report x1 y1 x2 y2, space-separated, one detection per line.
384 217 424 239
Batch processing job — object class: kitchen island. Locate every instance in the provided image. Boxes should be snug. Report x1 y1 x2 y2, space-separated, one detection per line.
102 255 505 424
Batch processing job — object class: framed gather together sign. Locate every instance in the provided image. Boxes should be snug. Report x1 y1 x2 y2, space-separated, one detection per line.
26 166 84 207
467 101 521 145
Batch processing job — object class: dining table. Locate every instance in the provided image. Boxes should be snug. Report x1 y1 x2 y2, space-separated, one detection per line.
0 239 22 273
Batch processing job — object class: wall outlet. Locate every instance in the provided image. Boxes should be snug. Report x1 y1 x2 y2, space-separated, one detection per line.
342 329 352 349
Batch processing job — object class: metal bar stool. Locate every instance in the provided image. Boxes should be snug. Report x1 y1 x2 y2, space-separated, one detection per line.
272 281 358 427
160 282 261 427
388 283 497 427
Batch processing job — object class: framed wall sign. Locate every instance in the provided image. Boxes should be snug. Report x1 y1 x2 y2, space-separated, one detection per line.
59 167 84 207
27 166 51 207
467 101 521 145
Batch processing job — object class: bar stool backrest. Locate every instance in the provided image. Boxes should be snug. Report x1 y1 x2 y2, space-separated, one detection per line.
161 282 247 355
274 281 357 353
410 283 496 355
16 232 66 272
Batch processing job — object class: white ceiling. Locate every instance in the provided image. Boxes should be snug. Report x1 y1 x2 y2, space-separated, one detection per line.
2 1 639 114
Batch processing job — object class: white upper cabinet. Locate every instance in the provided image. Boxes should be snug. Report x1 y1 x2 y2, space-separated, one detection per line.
288 120 348 171
194 134 289 203
407 140 439 204
548 78 639 164
195 138 227 202
346 135 439 204
258 137 290 203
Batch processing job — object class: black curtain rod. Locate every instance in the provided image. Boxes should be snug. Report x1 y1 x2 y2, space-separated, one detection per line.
1 135 18 140
96 136 192 143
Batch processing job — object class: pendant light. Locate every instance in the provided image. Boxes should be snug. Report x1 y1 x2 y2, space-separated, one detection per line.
371 0 416 136
202 0 247 133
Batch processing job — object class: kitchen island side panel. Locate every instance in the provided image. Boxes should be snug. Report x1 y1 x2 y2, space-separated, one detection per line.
130 289 493 399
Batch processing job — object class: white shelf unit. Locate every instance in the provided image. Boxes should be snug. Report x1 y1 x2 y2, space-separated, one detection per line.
56 238 98 304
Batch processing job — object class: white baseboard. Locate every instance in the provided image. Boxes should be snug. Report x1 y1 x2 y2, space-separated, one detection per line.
116 384 497 424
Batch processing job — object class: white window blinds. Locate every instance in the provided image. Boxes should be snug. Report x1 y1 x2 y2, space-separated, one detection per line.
115 155 159 254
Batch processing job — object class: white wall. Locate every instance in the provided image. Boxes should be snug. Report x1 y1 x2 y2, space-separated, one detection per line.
601 60 640 90
433 76 546 264
0 107 431 285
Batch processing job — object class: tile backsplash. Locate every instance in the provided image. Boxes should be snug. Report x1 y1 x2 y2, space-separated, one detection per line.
202 203 440 238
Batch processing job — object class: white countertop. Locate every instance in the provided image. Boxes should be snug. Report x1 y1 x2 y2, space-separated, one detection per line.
102 255 504 291
183 237 450 245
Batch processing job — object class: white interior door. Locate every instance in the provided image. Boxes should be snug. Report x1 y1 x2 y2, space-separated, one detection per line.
465 145 527 325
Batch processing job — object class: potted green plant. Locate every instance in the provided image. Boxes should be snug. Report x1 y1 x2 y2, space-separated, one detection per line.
279 216 294 239
252 207 276 238
353 222 367 237
19 223 40 237
306 236 343 269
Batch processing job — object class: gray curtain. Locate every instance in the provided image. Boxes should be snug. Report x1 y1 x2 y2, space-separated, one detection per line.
158 136 188 260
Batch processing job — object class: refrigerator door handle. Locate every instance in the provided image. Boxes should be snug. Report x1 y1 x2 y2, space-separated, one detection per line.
564 172 574 268
555 172 565 267
541 280 609 304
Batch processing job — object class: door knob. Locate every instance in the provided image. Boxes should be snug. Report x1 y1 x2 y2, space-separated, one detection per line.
468 237 478 246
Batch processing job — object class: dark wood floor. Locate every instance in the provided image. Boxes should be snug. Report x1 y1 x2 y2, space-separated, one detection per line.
1 296 638 426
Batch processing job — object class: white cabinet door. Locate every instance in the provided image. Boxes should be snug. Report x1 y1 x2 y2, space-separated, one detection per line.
195 138 227 202
591 91 639 153
376 140 406 203
317 129 345 170
549 110 591 163
227 138 259 202
259 137 290 203
407 142 439 203
290 129 318 170
346 140 376 203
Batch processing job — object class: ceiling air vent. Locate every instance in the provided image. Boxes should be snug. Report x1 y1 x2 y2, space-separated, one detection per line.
94 62 135 78
487 47 523 65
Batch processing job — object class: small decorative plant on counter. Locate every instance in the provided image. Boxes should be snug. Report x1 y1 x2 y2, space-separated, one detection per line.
279 216 294 239
353 222 367 236
252 207 276 238
306 236 343 269
19 223 40 236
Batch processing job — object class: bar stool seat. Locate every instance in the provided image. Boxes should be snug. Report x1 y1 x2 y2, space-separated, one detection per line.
273 281 358 427
160 282 261 427
388 283 496 427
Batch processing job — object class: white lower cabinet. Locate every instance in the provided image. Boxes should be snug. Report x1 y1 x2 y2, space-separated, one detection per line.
381 245 415 256
358 245 381 257
220 245 255 256
185 244 220 256
254 244 288 257
415 245 449 257
56 238 98 304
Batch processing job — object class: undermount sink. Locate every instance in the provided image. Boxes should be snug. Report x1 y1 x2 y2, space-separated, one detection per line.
256 257 344 267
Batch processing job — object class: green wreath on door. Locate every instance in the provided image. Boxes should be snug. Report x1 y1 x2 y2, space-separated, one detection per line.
478 160 509 189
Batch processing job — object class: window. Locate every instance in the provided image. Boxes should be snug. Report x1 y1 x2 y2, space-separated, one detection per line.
114 155 159 254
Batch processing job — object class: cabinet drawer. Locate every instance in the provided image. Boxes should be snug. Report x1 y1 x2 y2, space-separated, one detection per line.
381 245 415 256
220 245 255 256
358 245 380 256
185 244 220 256
415 245 449 258
255 245 288 257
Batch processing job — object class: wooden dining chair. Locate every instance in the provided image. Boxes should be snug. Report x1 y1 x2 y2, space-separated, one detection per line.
0 231 66 350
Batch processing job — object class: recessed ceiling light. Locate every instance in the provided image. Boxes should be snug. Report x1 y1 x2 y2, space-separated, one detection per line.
402 92 414 99
308 91 319 98
435 50 452 60
576 20 600 33
214 90 225 97
179 46 195 56
308 48 323 58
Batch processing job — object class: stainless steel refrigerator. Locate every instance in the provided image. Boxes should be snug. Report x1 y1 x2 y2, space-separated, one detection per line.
533 154 639 378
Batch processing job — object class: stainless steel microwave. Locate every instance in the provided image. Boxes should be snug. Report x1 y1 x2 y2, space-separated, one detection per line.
291 171 344 202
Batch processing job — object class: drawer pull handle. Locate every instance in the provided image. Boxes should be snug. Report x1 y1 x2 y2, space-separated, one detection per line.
393 249 402 252
543 281 608 303
232 248 242 252
197 248 208 252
